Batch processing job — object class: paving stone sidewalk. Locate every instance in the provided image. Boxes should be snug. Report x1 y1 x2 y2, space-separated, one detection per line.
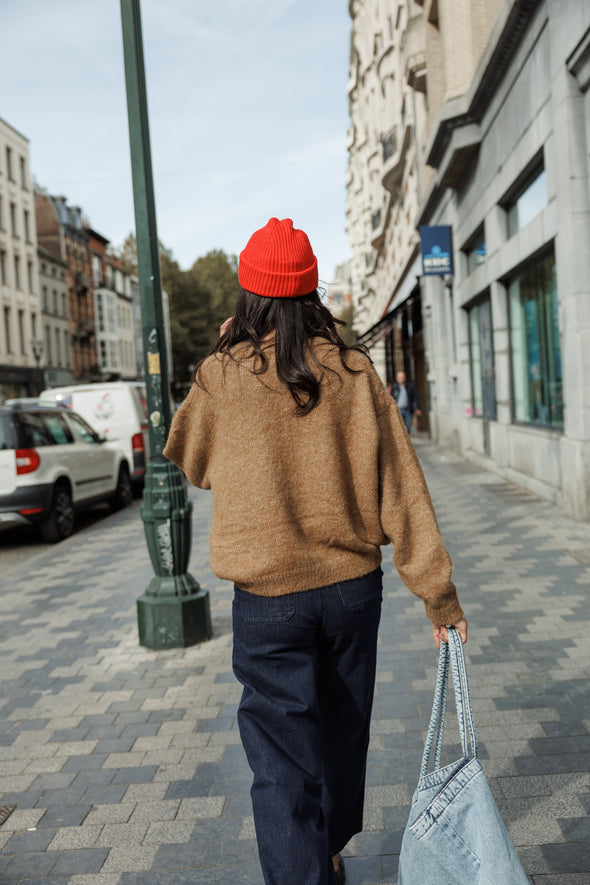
0 439 589 884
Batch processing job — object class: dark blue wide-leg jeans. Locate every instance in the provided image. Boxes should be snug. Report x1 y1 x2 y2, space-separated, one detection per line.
232 568 383 885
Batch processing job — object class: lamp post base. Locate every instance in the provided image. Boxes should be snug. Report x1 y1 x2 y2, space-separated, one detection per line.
137 586 212 650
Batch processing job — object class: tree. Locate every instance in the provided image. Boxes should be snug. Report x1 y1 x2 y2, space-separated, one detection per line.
109 235 240 393
107 232 139 275
190 250 240 354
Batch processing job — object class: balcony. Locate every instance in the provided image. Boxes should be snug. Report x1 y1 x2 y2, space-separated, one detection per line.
75 270 89 293
382 127 398 163
402 13 427 94
76 318 95 339
370 195 391 251
381 120 412 195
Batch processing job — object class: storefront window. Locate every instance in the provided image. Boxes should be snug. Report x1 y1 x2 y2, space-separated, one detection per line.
509 251 562 427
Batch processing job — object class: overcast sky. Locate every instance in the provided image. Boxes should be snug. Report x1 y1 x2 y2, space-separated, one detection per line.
1 0 352 283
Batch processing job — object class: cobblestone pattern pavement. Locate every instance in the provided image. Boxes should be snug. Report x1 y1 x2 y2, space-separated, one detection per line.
0 440 588 884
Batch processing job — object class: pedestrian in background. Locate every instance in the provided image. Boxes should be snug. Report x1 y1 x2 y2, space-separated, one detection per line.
390 370 421 433
163 218 467 885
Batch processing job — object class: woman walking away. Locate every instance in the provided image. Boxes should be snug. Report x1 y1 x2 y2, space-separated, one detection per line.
163 217 467 885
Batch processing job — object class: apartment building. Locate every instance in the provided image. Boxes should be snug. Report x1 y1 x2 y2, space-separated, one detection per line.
346 0 590 520
35 191 97 382
88 228 137 381
346 0 433 424
38 245 73 387
0 117 42 398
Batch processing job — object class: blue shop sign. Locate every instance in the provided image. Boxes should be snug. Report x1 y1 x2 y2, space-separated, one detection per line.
419 226 454 276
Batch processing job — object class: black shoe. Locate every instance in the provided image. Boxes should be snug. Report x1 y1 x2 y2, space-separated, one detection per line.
334 853 346 884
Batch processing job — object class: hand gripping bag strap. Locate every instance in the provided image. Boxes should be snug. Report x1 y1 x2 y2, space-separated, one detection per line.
419 638 449 776
420 628 477 777
400 628 529 885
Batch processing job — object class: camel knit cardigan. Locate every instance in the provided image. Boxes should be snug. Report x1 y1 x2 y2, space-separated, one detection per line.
163 340 463 626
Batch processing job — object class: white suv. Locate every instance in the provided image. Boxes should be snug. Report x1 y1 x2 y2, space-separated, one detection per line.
39 383 150 491
0 404 133 542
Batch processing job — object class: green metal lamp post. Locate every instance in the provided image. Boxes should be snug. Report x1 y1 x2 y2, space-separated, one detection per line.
120 0 211 649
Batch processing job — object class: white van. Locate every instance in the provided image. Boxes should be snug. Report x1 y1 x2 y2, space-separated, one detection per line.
39 382 149 490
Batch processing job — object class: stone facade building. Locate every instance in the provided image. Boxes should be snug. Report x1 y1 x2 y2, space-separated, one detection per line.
346 0 590 520
0 117 42 398
38 245 73 387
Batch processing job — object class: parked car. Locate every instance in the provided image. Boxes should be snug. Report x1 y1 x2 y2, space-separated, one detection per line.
39 383 149 491
0 403 133 542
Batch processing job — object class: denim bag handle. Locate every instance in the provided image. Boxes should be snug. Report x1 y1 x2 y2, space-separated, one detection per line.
420 627 478 777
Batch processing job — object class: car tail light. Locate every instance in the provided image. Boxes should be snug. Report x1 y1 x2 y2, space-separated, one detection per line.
16 448 41 475
132 432 144 453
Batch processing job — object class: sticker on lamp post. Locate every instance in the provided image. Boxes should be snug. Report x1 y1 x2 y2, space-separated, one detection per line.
419 226 454 276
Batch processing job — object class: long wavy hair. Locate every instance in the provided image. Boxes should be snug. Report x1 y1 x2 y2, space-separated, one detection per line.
193 289 370 414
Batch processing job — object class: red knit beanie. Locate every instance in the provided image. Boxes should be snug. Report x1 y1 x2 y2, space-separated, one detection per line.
238 217 318 298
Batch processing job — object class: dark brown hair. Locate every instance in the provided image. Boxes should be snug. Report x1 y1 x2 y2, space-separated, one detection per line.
193 289 370 414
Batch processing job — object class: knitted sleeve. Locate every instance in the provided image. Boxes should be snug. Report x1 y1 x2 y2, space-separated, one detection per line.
162 379 215 490
378 401 463 626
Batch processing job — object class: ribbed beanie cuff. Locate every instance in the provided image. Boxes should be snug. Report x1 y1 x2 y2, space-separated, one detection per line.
238 217 318 298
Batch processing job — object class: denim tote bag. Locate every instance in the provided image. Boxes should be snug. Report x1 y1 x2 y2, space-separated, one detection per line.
398 629 528 885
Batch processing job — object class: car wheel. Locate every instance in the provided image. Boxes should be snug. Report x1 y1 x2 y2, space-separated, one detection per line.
110 464 133 512
40 483 74 543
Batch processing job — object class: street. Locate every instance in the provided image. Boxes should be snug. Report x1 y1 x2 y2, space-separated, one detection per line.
0 500 143 578
0 439 588 883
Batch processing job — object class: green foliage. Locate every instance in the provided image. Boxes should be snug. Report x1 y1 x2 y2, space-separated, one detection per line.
110 234 240 394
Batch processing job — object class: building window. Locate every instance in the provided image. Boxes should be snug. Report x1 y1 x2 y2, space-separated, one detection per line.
42 285 48 311
0 195 3 230
506 167 547 237
64 329 70 365
10 202 17 237
4 307 12 352
14 255 21 289
24 209 31 243
509 250 562 427
62 293 67 316
53 290 58 314
0 250 6 285
31 313 37 339
20 156 27 189
464 226 486 276
92 255 101 286
6 146 14 181
99 340 107 368
27 260 34 293
55 328 61 365
18 310 26 354
96 293 104 332
107 294 115 332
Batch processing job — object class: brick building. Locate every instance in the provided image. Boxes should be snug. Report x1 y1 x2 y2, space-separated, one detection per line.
35 191 97 382
88 228 137 381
